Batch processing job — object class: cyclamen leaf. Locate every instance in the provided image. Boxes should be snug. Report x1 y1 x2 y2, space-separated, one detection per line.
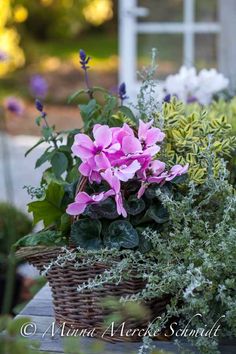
125 195 145 215
104 220 139 250
147 204 169 224
70 219 102 250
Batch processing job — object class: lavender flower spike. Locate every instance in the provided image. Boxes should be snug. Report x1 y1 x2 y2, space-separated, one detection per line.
118 82 128 104
79 49 91 71
5 97 24 116
30 75 48 98
35 99 46 118
79 49 93 98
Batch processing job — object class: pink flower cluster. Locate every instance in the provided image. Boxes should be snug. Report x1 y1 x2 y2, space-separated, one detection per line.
66 120 188 217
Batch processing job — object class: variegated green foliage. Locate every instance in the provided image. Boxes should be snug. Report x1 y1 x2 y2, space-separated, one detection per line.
157 98 236 184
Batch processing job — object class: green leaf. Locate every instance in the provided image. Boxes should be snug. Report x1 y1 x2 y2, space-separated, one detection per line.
171 174 188 184
79 99 98 121
7 317 32 336
70 219 102 249
137 228 152 253
104 220 139 250
60 213 71 235
35 150 53 168
35 115 42 126
68 89 87 103
125 195 145 216
25 138 45 157
28 181 64 227
119 106 138 124
147 204 169 224
13 230 65 250
42 126 54 141
85 198 119 220
51 152 68 178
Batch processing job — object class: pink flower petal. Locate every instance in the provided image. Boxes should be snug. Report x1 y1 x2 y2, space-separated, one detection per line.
138 119 153 140
94 152 111 170
144 145 160 156
137 183 147 199
90 171 102 183
72 134 94 159
66 202 87 216
104 143 121 154
146 128 165 146
150 160 166 175
122 136 142 155
79 162 91 176
115 193 127 217
75 191 92 203
94 125 112 148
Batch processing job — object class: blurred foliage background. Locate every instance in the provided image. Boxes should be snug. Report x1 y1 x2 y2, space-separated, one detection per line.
0 0 118 135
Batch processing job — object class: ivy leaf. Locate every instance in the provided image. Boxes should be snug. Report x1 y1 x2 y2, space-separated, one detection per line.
147 204 169 224
125 195 145 216
13 230 65 250
104 220 139 250
70 219 102 249
51 152 68 178
28 181 64 227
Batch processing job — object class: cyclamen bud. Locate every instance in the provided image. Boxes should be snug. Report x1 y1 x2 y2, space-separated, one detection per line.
118 82 128 102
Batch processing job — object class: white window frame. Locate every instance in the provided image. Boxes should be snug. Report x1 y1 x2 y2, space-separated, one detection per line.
119 0 221 99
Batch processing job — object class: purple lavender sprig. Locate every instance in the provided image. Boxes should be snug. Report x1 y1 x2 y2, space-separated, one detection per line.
118 82 128 105
79 49 93 99
35 98 46 118
30 75 48 98
35 99 57 148
5 97 24 116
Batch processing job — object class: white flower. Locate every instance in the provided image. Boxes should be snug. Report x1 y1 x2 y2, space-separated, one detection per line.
195 68 229 105
163 66 229 105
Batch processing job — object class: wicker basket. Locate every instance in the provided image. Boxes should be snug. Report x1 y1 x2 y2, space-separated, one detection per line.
17 246 171 342
17 177 171 342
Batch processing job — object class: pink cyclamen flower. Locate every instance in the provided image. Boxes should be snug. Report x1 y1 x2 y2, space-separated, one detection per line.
101 169 127 217
137 160 167 198
138 119 165 151
72 125 121 180
66 190 113 216
166 164 189 181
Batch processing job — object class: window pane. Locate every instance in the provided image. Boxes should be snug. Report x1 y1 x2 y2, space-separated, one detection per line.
138 0 183 22
137 34 183 79
195 34 218 69
195 0 218 22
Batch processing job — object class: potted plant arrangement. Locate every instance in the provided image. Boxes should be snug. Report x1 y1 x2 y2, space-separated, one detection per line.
15 50 236 353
